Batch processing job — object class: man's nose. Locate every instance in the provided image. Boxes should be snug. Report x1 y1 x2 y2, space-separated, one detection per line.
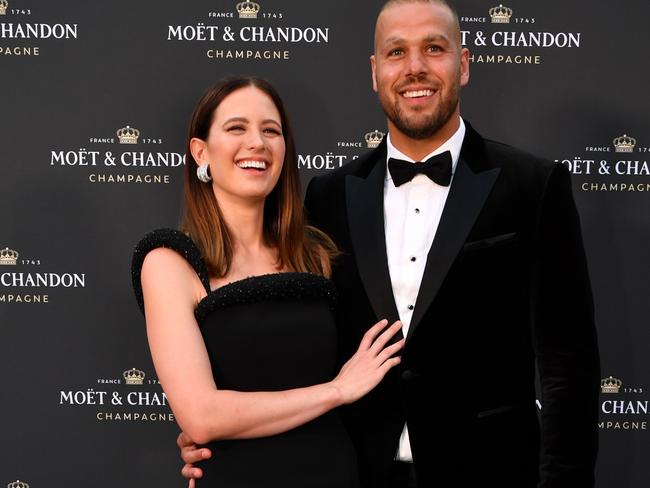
405 51 427 77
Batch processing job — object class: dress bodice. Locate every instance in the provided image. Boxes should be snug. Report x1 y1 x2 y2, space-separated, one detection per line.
131 228 358 487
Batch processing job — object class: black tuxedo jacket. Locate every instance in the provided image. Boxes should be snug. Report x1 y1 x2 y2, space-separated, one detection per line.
305 122 600 488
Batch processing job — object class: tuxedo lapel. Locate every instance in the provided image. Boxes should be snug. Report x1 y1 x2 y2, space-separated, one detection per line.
345 154 401 326
407 157 501 340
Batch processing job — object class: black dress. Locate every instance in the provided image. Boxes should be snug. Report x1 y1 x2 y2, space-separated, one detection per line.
132 229 359 488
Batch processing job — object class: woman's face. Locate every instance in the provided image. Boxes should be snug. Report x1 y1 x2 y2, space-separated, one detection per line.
195 85 286 203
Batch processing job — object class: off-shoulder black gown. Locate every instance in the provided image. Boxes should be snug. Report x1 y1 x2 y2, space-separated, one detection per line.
132 229 359 488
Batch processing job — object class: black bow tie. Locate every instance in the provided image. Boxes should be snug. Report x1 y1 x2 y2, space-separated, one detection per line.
388 151 453 187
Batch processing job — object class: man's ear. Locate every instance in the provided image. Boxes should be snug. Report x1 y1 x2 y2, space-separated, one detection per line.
370 54 378 93
459 48 470 87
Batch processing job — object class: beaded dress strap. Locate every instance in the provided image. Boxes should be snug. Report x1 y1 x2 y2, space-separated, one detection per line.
131 228 211 314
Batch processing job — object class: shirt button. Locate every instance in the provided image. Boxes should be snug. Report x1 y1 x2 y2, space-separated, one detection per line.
410 256 416 262
415 208 420 214
408 304 414 310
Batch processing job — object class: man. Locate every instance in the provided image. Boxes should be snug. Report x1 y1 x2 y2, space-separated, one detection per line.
180 1 600 486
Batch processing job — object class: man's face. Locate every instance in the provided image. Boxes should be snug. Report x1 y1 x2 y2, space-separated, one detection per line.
371 1 469 141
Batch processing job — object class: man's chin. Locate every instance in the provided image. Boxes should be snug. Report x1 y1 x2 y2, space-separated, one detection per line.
392 119 443 140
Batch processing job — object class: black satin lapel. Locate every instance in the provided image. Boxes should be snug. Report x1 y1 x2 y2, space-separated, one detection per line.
345 162 400 325
407 159 501 340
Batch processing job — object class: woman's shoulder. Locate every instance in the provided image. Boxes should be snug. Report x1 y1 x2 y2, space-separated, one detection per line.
133 228 197 255
131 228 210 313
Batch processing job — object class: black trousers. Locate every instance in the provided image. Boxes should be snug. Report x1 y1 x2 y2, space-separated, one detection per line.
389 461 418 488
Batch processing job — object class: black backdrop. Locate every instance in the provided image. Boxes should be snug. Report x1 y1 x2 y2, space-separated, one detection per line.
1 1 649 486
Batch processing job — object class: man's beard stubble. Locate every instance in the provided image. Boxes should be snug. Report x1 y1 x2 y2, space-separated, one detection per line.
379 76 460 140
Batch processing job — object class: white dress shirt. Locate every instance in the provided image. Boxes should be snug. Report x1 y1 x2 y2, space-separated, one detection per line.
384 119 465 461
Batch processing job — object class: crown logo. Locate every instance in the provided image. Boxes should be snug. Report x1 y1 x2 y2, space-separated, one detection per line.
116 125 140 144
0 247 19 265
0 0 8 15
601 376 622 394
613 134 636 153
489 4 512 23
7 481 29 488
123 367 145 385
364 129 385 149
236 0 260 19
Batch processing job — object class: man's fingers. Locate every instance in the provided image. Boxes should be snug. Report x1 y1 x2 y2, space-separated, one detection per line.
181 447 211 464
181 465 204 479
177 431 194 449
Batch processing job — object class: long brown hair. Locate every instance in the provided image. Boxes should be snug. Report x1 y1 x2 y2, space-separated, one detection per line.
181 76 337 278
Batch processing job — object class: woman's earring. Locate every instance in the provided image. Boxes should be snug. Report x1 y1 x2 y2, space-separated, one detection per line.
196 163 212 183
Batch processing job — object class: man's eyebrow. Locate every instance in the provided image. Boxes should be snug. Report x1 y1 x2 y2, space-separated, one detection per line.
422 34 450 44
381 34 450 47
383 36 405 46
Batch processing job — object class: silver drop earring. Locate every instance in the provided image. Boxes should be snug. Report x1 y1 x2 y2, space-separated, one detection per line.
196 163 212 183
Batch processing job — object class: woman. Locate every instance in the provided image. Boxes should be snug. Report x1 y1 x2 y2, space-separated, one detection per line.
131 76 404 487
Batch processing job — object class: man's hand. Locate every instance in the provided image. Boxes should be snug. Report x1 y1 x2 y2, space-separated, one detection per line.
178 431 212 487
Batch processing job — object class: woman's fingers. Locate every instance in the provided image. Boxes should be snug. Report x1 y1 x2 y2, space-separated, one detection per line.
358 319 389 350
379 356 402 374
369 320 403 354
376 338 405 364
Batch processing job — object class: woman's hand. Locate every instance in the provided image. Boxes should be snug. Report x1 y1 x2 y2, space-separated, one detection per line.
330 319 404 404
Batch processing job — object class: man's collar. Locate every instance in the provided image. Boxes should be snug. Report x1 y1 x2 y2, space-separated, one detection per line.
386 118 465 175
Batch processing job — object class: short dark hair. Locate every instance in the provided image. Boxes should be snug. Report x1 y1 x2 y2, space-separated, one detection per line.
375 0 461 49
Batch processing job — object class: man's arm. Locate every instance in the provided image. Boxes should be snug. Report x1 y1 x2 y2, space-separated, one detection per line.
532 163 600 487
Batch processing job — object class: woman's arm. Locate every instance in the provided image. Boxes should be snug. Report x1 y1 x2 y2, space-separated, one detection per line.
141 248 403 445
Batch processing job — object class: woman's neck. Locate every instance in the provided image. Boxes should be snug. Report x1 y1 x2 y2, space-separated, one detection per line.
216 193 265 248
212 193 280 286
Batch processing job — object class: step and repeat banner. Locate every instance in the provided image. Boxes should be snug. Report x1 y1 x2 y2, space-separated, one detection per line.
1 1 648 486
